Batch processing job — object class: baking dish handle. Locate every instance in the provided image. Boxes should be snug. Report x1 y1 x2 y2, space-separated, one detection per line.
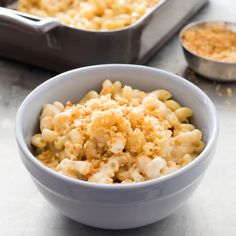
0 8 60 34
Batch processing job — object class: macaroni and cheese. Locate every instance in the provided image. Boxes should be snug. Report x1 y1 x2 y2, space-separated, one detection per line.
18 0 160 30
31 80 204 184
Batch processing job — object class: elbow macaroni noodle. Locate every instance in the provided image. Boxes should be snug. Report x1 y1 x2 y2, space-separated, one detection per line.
31 80 205 184
18 0 160 30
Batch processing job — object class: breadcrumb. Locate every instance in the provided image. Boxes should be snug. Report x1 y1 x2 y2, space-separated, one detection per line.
182 23 236 63
226 88 233 97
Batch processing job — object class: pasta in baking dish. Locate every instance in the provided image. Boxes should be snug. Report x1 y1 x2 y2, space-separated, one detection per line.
18 0 160 30
31 80 204 184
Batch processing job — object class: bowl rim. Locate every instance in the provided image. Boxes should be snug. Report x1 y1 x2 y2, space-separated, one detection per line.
179 20 236 65
15 64 219 190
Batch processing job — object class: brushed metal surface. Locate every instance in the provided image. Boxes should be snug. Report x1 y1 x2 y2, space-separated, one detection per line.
0 0 236 235
0 0 207 72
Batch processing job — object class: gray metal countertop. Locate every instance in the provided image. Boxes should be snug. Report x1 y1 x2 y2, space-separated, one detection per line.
0 0 236 235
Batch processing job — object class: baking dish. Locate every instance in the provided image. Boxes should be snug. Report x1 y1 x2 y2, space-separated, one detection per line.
0 0 207 72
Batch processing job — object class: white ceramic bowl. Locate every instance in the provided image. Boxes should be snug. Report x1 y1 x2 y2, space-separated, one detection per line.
16 65 219 230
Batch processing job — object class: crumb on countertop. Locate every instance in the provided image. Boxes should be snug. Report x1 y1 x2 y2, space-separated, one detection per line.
185 68 199 83
215 84 221 92
226 88 233 97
